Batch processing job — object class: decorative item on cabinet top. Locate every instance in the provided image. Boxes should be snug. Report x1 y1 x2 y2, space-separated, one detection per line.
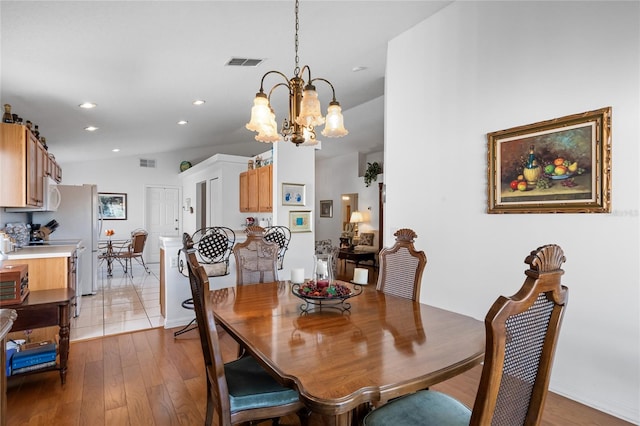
179 161 192 172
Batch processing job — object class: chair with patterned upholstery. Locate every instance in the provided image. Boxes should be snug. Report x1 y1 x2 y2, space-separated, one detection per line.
174 227 235 337
233 226 279 285
263 226 291 270
181 233 308 426
363 244 569 426
376 228 427 301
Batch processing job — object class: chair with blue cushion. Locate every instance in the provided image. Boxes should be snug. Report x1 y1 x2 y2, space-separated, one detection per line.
364 244 569 426
181 233 308 426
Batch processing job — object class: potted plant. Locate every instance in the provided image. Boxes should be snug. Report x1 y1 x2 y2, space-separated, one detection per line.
364 162 382 187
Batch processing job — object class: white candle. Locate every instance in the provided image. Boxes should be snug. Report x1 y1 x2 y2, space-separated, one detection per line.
291 268 305 284
353 268 368 285
316 260 327 275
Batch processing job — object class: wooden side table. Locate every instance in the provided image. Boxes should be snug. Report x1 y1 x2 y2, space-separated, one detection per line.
5 288 74 385
337 248 376 270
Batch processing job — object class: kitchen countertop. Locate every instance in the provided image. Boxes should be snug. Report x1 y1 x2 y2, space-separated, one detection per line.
4 244 78 260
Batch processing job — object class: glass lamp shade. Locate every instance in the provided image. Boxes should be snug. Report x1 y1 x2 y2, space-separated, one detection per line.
246 94 272 132
255 108 281 143
313 253 334 286
321 103 348 137
295 87 325 127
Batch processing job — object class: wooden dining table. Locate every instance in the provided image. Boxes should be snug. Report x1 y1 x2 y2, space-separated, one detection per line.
206 281 485 425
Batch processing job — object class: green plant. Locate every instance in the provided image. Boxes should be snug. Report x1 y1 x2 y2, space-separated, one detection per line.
364 162 382 187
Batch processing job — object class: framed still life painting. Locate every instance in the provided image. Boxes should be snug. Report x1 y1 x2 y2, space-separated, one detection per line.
487 107 611 214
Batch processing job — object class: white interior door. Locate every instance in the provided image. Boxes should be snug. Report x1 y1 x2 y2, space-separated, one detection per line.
145 185 180 263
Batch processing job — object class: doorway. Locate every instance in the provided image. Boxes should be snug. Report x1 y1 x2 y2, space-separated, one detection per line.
144 185 181 263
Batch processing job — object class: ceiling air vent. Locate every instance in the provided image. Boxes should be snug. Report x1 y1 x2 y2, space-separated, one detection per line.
139 158 156 168
226 57 264 67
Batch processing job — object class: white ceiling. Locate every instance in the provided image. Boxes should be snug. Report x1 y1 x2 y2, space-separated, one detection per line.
1 1 450 164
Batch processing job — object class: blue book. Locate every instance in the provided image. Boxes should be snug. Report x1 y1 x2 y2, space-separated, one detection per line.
11 343 57 370
6 348 17 377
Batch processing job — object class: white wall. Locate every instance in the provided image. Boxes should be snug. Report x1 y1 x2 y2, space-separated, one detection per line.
316 151 383 243
273 140 316 281
178 153 248 235
386 1 639 422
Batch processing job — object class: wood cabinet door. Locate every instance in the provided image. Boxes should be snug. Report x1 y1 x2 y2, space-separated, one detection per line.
25 131 44 206
239 171 249 212
247 169 259 212
258 164 272 212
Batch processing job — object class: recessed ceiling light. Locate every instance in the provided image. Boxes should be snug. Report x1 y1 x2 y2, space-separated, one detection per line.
192 100 206 106
112 148 120 152
84 126 99 132
178 120 188 125
352 66 368 72
79 102 97 109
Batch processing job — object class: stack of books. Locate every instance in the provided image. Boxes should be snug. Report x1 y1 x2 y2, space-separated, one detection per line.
10 341 57 375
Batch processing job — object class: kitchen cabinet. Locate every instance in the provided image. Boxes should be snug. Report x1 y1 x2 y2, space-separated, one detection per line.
239 164 272 213
4 247 75 347
258 165 272 212
0 123 61 207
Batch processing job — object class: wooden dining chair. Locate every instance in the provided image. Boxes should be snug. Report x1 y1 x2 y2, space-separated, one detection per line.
363 244 569 426
376 228 427 301
182 233 308 426
233 225 279 285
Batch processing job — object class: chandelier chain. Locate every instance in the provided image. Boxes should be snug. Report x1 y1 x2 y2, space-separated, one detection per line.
294 0 300 75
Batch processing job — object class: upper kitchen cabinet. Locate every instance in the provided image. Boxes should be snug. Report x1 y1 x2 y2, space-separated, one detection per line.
1 123 43 207
239 164 272 213
0 123 62 208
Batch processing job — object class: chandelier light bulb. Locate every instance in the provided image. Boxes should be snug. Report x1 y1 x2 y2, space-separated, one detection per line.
295 86 324 127
322 102 348 137
246 94 272 132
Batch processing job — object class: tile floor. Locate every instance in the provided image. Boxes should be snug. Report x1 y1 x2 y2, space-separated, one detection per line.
70 261 164 342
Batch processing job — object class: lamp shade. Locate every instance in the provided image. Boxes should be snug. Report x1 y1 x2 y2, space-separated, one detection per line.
246 94 272 132
322 102 348 137
296 86 324 128
350 211 364 223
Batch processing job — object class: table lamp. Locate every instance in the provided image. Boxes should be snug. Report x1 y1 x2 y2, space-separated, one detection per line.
350 211 364 237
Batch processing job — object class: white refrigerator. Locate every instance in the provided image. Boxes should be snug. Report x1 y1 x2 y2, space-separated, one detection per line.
35 184 102 304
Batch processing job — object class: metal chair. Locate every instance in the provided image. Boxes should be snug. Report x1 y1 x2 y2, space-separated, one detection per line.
363 244 569 426
233 225 279 285
174 227 235 337
376 228 427 301
263 226 291 270
181 233 308 426
112 228 151 276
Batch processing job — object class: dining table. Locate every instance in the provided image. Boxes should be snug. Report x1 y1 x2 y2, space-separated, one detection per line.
98 239 127 277
206 281 485 426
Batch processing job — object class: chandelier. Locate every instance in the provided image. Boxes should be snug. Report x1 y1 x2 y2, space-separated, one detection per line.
246 0 348 146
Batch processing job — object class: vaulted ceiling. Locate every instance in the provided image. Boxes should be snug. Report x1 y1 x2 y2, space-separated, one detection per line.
1 1 450 163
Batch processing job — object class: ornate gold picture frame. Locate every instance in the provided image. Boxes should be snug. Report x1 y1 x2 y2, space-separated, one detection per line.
487 107 611 214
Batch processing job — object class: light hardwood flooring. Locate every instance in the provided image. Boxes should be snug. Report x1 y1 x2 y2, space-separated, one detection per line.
6 326 632 426
5 260 632 425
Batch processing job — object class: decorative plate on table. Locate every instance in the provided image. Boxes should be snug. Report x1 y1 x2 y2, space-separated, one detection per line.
292 281 363 312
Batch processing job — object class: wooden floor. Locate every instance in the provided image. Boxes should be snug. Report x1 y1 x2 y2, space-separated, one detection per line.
5 326 632 426
5 262 632 425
